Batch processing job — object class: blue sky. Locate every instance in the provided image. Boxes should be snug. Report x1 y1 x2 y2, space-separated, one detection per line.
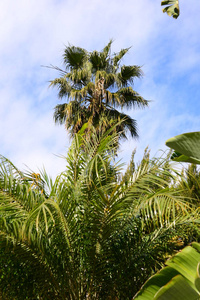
0 0 200 178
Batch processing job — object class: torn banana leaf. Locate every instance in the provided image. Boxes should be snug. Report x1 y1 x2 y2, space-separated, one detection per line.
161 0 180 19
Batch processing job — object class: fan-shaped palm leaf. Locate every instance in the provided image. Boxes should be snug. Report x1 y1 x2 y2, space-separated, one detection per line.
50 41 149 140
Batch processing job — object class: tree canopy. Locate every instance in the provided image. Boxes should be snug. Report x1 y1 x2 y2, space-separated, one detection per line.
0 127 199 299
50 41 148 140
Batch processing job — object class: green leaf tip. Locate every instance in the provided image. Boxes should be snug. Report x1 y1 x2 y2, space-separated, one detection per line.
161 0 180 19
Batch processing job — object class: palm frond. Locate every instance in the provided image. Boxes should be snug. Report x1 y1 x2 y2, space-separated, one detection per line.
90 50 108 71
107 87 149 109
54 103 67 125
0 233 63 299
49 77 72 99
1 128 199 298
113 47 131 67
117 65 143 86
123 157 197 231
102 39 113 57
66 65 92 85
64 45 88 70
99 109 139 139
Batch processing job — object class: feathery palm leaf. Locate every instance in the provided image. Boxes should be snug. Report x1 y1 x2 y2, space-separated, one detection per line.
0 129 199 298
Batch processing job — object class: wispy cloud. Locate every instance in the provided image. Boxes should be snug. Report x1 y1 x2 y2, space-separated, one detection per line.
0 0 199 178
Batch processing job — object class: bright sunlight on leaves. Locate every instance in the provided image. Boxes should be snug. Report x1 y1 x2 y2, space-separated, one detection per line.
161 0 180 19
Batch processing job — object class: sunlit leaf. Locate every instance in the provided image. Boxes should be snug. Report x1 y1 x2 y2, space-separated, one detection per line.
166 132 200 164
161 0 180 19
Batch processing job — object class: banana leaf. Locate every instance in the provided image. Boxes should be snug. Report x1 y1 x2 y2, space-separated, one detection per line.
165 132 200 164
134 243 200 299
161 0 180 19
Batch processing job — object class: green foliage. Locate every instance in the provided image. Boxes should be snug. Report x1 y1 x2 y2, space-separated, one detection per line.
134 242 200 299
0 129 199 299
161 0 180 19
166 132 200 164
50 41 149 140
178 163 200 206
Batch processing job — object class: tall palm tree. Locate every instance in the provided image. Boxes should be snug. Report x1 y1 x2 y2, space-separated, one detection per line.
50 40 148 139
0 128 198 299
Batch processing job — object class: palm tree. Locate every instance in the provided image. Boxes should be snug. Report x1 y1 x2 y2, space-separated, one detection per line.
0 128 198 299
50 40 148 140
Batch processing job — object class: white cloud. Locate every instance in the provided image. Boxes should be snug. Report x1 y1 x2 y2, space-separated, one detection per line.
0 0 200 178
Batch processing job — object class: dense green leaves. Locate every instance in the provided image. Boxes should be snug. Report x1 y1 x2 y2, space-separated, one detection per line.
134 243 200 300
0 129 199 298
50 41 148 140
64 45 87 70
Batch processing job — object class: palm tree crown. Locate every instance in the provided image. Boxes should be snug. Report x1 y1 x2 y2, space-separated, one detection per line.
0 128 198 299
50 40 149 139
